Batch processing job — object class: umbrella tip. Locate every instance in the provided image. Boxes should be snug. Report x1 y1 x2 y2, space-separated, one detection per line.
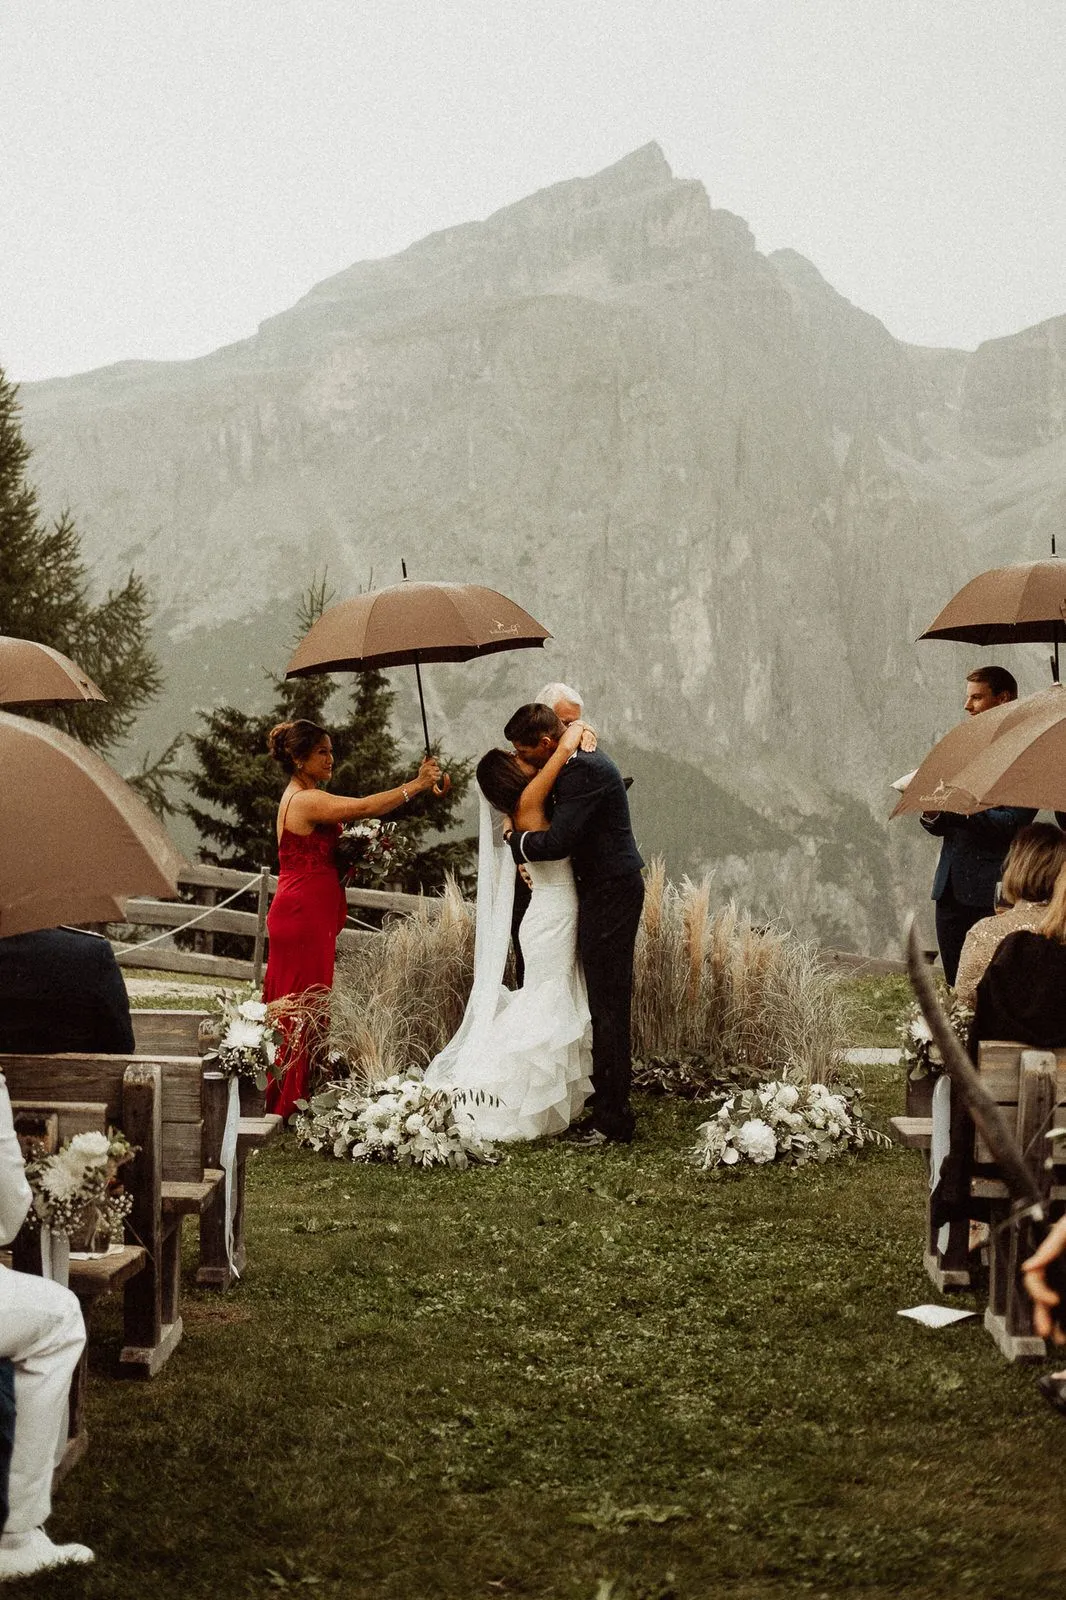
401 559 409 581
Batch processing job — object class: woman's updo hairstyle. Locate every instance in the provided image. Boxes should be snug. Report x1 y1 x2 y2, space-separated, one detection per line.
268 719 329 776
476 749 528 816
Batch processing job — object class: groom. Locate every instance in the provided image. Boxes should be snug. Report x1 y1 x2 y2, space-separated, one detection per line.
504 703 645 1145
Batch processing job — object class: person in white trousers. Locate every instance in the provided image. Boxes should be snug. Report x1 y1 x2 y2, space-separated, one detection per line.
0 1073 93 1579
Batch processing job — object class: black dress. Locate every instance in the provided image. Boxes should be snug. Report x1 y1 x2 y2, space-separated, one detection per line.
972 929 1066 1050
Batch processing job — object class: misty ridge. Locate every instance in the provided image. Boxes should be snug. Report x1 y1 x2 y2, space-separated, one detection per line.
17 143 1066 955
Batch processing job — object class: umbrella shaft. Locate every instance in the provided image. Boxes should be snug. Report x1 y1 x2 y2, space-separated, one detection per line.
413 658 431 757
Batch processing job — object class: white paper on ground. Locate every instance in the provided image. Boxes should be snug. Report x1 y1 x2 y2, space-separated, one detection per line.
898 1304 978 1328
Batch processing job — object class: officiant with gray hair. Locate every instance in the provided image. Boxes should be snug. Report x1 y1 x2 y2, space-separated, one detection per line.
534 683 583 726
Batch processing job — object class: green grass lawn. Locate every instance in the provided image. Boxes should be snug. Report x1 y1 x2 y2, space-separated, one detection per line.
839 976 912 1050
41 1065 1066 1600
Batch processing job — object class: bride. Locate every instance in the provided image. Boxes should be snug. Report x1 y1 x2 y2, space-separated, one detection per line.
423 720 593 1140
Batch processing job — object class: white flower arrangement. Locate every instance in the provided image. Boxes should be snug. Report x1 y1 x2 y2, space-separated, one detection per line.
897 996 973 1082
202 994 283 1089
292 1072 497 1170
24 1128 135 1246
689 1079 890 1175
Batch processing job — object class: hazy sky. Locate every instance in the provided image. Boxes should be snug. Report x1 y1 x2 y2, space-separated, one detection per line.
3 1 1064 381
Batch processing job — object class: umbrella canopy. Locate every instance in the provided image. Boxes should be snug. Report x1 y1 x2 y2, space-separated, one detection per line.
891 685 1066 818
286 581 551 674
0 635 107 707
0 711 185 937
286 580 552 756
920 561 1066 646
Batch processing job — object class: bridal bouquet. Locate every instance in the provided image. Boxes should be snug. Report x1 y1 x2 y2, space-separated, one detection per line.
689 1080 889 1175
897 996 972 1083
335 820 414 888
25 1129 135 1250
200 994 283 1089
293 1072 497 1169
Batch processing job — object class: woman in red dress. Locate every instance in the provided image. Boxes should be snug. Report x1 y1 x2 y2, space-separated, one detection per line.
263 719 446 1118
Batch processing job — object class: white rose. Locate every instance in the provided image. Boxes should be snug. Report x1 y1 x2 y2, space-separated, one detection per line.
721 1145 740 1165
238 999 268 1022
735 1118 778 1164
773 1084 800 1110
68 1131 111 1162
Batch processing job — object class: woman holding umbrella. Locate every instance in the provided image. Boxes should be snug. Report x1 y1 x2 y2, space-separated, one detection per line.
264 719 446 1118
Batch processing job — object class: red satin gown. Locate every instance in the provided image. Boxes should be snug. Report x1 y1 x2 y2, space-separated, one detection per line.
263 822 348 1119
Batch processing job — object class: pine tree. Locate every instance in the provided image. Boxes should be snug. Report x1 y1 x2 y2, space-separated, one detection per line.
0 366 162 754
184 587 475 892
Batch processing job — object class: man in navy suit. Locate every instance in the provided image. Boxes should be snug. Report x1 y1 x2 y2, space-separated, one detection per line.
921 666 1036 985
505 703 644 1145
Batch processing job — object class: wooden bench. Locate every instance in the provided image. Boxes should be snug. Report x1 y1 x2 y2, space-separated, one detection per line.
5 1085 149 1476
968 1042 1066 1361
0 1053 223 1376
895 1043 1066 1361
131 1010 282 1290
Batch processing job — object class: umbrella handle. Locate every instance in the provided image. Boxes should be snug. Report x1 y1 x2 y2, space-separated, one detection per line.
412 656 449 794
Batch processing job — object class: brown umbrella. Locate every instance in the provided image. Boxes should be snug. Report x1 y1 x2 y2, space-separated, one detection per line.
891 685 1066 817
0 635 107 707
286 577 551 754
920 560 1066 678
0 711 185 937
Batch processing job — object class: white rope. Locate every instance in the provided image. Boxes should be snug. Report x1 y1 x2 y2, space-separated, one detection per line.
122 872 264 950
126 872 388 949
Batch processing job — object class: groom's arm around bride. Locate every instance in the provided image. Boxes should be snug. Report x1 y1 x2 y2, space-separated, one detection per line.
504 704 644 1144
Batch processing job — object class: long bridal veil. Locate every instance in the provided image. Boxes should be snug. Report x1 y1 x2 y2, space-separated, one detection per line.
424 791 515 1086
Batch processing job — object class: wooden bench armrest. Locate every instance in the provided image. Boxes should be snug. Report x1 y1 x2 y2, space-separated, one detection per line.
890 1115 933 1150
161 1170 225 1216
68 1245 147 1304
237 1114 283 1154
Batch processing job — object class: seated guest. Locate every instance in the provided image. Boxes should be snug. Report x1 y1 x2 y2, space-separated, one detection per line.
0 1074 92 1577
954 823 1066 1008
0 928 134 1055
972 861 1066 1049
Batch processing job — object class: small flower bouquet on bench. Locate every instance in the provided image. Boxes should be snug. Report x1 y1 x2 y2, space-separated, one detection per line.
25 1129 135 1255
200 995 284 1091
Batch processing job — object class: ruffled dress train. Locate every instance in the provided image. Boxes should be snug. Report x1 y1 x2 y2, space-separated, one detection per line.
424 857 592 1141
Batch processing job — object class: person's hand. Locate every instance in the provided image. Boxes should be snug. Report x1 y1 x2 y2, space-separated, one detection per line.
1022 1214 1066 1344
578 723 597 752
416 756 450 796
559 719 591 756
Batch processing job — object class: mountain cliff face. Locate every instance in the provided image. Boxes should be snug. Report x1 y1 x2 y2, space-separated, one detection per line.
18 144 1066 952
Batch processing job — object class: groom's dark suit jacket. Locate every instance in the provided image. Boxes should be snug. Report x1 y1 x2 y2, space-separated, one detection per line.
511 750 643 882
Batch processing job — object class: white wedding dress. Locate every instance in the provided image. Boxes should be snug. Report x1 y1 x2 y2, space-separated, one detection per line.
423 798 592 1141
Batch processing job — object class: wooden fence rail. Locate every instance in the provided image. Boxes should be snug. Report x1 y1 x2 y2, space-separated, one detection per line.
111 865 426 985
